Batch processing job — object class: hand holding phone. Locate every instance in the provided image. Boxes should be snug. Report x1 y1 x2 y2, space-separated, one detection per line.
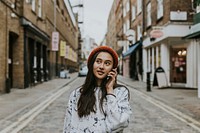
106 68 117 94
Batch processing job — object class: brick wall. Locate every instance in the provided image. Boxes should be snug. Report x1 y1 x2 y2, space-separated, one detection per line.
0 3 7 92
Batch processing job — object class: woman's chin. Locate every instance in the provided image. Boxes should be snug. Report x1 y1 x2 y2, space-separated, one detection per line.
96 75 106 80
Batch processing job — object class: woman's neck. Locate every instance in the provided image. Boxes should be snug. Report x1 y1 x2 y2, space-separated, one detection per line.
96 79 102 87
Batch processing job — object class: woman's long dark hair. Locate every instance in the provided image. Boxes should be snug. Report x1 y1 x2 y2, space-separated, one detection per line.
77 51 128 118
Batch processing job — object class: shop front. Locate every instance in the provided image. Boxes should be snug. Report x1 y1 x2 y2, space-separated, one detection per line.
22 18 50 88
122 41 142 79
143 24 191 88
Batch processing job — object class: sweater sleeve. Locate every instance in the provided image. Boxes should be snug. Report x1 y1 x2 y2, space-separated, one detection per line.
104 87 132 132
63 90 77 133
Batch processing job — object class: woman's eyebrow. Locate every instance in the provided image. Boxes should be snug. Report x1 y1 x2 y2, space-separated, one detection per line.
105 60 112 62
96 57 113 62
96 58 102 60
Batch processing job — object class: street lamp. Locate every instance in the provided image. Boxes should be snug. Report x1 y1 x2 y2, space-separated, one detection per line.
71 3 84 69
71 3 84 25
72 4 83 8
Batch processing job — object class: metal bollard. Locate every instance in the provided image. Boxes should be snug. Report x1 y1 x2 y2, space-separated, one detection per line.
146 72 151 92
6 78 11 93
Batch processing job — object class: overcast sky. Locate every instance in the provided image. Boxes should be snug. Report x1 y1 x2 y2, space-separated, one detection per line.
70 0 114 44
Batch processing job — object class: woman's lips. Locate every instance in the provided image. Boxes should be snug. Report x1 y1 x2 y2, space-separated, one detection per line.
97 71 104 75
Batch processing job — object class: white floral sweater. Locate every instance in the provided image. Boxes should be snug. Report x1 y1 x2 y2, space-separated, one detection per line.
63 86 132 133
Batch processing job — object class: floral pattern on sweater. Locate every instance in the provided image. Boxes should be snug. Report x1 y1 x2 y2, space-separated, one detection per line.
63 86 132 133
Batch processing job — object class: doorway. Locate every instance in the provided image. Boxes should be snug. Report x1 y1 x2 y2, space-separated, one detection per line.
170 48 187 83
9 32 18 88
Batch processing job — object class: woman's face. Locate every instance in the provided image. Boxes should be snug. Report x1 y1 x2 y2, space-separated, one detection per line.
93 52 114 85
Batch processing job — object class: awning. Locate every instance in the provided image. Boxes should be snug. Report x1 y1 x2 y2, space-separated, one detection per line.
21 18 50 41
183 31 200 39
123 42 142 57
183 23 200 39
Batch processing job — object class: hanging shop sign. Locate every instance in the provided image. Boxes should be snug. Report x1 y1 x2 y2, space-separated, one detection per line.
60 41 66 57
65 45 70 59
52 31 59 51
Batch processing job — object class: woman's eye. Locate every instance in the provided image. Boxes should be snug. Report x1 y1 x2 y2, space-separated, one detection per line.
105 62 111 66
96 60 101 64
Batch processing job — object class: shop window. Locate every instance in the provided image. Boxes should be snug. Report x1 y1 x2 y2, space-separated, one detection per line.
170 48 187 83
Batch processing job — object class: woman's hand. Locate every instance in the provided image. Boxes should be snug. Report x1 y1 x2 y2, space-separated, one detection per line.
106 68 118 94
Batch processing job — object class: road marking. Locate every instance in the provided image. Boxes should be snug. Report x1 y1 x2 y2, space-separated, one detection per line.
0 85 70 133
128 86 200 132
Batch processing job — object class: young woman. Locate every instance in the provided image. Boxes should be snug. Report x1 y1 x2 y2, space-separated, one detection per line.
63 46 132 133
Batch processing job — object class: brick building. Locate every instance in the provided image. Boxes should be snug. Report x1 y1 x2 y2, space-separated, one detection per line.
0 0 79 93
107 0 200 97
142 0 193 88
107 0 143 79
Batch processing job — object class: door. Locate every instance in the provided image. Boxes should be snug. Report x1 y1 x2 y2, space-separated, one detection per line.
170 48 187 83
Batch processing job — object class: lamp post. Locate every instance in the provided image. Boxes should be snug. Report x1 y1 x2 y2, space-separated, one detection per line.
71 3 84 69
53 0 59 77
54 0 56 31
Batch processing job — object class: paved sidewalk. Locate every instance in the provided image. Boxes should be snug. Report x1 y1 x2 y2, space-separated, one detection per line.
0 73 78 120
118 75 200 122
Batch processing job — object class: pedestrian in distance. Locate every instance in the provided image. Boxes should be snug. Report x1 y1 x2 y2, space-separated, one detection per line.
63 46 132 133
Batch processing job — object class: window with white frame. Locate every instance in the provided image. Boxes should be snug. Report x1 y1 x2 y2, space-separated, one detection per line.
137 25 142 40
137 0 142 15
31 0 35 12
123 6 126 17
157 0 163 19
38 0 42 18
196 0 200 13
126 1 130 13
132 5 136 21
123 23 126 34
126 19 130 30
132 30 136 43
147 3 151 27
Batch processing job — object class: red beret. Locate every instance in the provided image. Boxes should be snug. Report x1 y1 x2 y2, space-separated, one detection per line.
87 46 118 68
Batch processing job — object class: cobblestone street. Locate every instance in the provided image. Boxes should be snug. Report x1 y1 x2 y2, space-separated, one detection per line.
7 77 198 133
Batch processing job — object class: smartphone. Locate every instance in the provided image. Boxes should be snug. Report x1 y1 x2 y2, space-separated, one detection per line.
106 75 111 80
106 69 115 81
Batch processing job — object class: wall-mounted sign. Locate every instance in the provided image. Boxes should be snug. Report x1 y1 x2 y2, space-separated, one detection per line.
150 30 164 38
170 11 187 20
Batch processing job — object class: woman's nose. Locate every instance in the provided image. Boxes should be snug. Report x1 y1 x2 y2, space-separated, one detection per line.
99 63 104 69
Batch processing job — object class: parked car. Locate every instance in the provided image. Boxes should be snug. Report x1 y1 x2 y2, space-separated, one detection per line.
78 66 88 77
